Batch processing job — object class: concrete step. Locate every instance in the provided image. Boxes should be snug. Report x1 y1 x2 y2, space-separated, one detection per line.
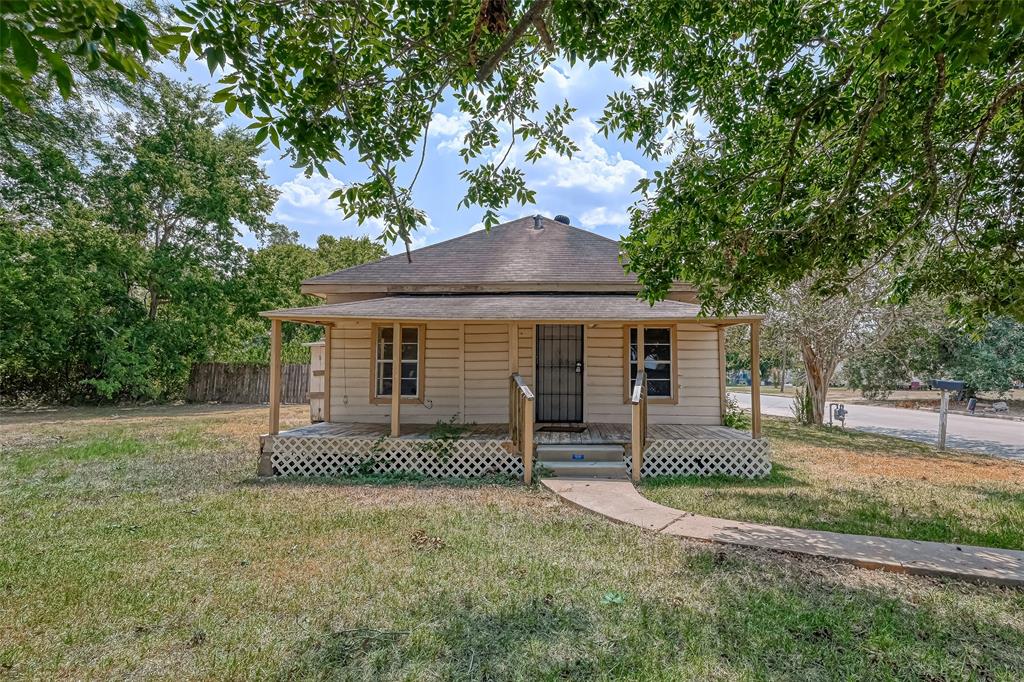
538 460 628 479
534 443 625 462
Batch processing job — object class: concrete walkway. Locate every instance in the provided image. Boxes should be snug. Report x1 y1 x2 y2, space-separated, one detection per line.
541 478 1024 587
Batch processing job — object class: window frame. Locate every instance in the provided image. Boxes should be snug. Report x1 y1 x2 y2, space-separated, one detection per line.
622 324 678 405
369 323 426 405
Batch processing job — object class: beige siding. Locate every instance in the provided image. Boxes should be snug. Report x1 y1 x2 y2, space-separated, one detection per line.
327 319 722 426
585 323 722 425
328 320 461 424
462 323 510 423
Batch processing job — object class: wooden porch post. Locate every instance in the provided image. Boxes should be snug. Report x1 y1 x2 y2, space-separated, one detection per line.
523 400 534 485
717 326 728 424
390 321 401 437
750 320 762 439
632 325 645 482
322 323 332 423
269 318 282 435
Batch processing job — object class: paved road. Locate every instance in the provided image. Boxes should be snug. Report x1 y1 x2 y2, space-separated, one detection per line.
730 392 1024 460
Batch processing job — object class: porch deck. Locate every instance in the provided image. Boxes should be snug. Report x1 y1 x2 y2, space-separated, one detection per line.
274 421 751 445
264 420 770 479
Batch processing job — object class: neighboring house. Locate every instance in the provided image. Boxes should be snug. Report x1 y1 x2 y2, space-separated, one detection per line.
260 215 767 482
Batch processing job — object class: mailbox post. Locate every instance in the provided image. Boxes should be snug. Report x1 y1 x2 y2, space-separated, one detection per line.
931 379 965 451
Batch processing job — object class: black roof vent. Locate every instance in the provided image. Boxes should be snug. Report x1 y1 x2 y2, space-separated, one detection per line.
553 214 571 225
532 214 543 230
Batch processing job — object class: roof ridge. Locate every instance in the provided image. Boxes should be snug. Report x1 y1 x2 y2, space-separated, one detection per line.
304 215 622 285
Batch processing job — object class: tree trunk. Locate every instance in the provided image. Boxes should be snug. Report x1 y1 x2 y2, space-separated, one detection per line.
779 340 787 393
800 341 834 425
148 286 159 321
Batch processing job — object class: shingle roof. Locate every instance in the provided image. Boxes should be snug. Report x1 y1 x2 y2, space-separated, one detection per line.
261 295 756 323
303 216 638 288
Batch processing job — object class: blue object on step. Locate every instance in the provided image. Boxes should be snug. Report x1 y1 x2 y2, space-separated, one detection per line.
572 454 584 460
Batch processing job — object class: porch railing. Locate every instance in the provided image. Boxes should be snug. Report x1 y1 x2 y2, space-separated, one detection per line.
630 371 648 482
508 373 536 484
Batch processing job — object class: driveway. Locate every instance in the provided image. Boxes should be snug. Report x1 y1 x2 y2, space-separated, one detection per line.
730 392 1024 461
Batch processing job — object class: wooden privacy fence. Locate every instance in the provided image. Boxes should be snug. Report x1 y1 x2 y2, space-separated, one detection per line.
187 363 309 404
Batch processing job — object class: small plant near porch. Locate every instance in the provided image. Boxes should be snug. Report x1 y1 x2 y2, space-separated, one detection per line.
417 414 473 460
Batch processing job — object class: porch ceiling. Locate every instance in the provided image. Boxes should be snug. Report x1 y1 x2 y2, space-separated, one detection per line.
261 294 760 324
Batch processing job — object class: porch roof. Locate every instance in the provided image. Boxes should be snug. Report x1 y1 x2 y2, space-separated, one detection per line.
260 294 760 324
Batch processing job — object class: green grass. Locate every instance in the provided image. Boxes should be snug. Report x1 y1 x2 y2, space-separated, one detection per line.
643 418 1024 550
1 406 1023 679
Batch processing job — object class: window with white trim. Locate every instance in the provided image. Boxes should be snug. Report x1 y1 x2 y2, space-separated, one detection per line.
374 325 421 399
628 327 673 398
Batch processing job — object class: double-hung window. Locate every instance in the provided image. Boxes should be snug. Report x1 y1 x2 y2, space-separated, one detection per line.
626 326 675 402
373 324 423 402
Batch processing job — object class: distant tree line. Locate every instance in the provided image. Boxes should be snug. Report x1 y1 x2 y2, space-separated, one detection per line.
0 73 384 403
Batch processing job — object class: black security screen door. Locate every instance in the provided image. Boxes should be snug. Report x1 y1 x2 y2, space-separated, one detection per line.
535 324 584 422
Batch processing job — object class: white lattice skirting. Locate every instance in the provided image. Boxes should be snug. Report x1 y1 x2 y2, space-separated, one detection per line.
267 435 524 478
264 435 771 480
629 438 772 479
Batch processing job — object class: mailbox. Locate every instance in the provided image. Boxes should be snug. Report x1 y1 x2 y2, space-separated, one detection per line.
931 379 965 391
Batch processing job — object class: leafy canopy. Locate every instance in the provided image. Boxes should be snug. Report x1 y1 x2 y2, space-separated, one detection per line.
0 0 156 108
170 0 1024 321
847 315 1024 398
0 76 285 401
5 1 1024 323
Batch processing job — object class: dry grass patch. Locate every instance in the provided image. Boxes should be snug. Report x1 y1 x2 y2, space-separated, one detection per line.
1 405 1022 679
644 417 1024 550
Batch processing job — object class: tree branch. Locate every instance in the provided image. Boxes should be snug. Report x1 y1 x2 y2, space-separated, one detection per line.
475 0 552 83
953 76 1024 232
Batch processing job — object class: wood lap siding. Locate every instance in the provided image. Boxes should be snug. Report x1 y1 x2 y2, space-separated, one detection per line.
329 320 469 424
586 323 722 425
325 319 721 426
462 323 510 423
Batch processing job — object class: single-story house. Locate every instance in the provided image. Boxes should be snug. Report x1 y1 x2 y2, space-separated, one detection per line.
259 215 767 482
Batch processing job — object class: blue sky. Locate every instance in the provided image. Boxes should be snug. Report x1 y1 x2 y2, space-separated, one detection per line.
163 58 672 254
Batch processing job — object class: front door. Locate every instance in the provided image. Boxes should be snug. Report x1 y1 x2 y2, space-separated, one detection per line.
535 324 584 422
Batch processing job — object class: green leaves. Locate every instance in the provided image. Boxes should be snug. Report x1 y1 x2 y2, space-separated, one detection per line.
0 1 159 107
10 27 38 78
4 0 1022 323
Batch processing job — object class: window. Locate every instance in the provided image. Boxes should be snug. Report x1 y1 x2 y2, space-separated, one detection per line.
626 326 675 401
373 325 423 401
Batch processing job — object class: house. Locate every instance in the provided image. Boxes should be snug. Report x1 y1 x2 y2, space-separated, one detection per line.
259 215 767 482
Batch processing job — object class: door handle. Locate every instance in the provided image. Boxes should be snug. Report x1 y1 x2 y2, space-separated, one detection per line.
575 361 582 374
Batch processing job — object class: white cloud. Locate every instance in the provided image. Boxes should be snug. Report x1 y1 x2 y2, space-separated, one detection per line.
273 172 439 257
533 117 646 193
429 110 472 152
543 61 595 93
579 206 629 229
275 172 345 219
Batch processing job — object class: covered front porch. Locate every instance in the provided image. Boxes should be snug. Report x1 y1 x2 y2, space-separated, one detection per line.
258 293 768 482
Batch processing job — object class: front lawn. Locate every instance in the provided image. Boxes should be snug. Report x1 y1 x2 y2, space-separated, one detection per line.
644 418 1024 550
1 405 1022 679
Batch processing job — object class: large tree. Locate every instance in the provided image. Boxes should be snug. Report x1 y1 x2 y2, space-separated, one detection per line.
0 76 284 401
93 76 286 321
6 1 1024 324
163 0 1023 323
767 276 908 425
847 313 1024 399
